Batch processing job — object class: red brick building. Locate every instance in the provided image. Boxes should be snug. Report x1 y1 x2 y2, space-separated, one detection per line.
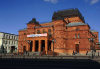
18 9 99 55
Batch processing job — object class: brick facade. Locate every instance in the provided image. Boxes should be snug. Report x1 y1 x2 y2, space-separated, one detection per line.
18 9 99 55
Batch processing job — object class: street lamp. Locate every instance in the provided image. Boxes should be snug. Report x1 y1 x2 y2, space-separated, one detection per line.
52 25 55 56
89 38 95 58
52 39 56 56
21 44 23 54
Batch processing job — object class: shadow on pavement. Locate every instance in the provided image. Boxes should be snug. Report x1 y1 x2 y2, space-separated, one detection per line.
0 58 100 69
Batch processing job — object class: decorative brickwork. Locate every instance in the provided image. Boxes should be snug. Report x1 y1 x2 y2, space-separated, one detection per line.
18 9 99 55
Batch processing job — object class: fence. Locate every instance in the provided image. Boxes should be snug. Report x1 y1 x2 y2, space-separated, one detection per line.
0 54 100 60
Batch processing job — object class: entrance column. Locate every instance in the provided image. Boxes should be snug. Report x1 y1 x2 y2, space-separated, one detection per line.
27 41 31 51
39 40 41 52
45 40 48 54
32 40 35 52
51 42 53 51
26 42 29 51
28 43 30 51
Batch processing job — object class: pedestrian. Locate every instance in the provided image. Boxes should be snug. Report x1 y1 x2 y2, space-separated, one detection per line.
98 52 99 56
73 51 75 55
86 51 88 55
28 52 29 56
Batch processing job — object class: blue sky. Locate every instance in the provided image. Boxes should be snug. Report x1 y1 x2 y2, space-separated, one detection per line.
0 0 100 40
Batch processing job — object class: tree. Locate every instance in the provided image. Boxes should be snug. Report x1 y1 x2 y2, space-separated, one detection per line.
0 44 4 53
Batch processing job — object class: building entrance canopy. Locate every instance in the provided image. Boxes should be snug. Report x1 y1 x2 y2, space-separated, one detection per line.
27 33 47 37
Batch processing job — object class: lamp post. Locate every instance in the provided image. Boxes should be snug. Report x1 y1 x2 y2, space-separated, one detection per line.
89 38 95 58
52 39 56 56
4 41 7 54
21 44 23 54
52 39 54 56
52 25 55 56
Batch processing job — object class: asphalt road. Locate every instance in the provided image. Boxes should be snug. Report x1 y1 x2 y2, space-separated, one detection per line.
0 58 100 69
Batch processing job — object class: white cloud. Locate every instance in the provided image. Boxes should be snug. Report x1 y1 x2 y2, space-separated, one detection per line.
84 0 99 5
43 0 58 4
90 0 99 5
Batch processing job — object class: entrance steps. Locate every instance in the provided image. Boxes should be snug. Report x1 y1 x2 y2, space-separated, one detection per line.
74 53 82 56
28 51 46 56
47 51 53 55
47 51 57 56
23 52 40 56
30 52 40 56
86 52 92 56
58 53 67 56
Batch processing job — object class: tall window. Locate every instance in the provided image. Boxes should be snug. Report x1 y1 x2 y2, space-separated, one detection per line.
7 40 9 44
9 41 10 44
3 34 5 38
14 41 15 44
6 35 8 39
12 36 13 39
37 30 40 34
14 36 15 40
78 34 80 38
43 29 47 33
24 33 26 35
17 36 18 40
75 34 77 39
9 36 10 39
10 36 12 39
12 41 13 44
48 29 51 33
3 40 5 44
15 36 16 40
6 40 7 44
48 29 52 37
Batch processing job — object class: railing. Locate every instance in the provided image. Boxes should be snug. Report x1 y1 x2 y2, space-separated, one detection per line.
0 54 100 59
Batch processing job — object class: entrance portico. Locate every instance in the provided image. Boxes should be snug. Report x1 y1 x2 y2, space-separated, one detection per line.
26 36 49 54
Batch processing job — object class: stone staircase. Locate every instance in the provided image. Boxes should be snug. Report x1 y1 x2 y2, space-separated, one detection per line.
58 53 67 56
23 52 40 56
30 52 40 56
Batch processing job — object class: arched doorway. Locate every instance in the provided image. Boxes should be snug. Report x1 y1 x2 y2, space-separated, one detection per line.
75 44 79 53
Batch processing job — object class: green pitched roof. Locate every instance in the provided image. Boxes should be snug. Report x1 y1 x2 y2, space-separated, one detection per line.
66 22 87 27
91 30 98 32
